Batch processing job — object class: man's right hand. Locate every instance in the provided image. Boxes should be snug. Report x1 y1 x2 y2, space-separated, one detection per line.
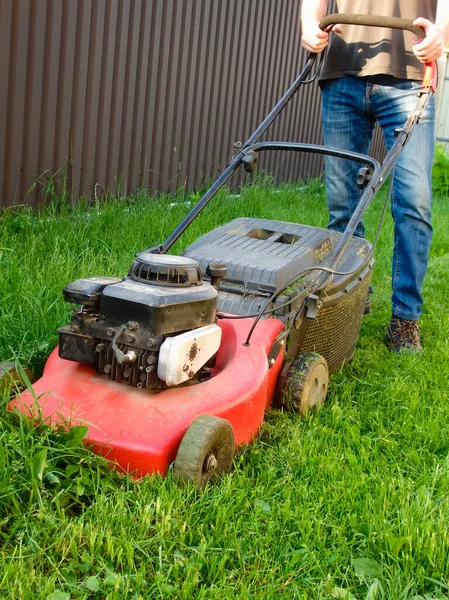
301 20 343 53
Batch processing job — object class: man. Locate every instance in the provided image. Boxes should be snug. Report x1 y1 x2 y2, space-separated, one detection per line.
300 0 449 352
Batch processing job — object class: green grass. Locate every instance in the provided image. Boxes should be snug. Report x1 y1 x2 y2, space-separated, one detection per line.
1 179 449 599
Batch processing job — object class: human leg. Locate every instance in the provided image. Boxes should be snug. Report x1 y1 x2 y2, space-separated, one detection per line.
371 77 434 323
321 77 376 237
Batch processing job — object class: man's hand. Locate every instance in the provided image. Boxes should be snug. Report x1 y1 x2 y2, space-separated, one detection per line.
413 18 446 63
301 21 343 53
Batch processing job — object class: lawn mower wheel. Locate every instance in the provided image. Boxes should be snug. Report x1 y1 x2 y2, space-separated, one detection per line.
280 352 329 415
173 414 235 488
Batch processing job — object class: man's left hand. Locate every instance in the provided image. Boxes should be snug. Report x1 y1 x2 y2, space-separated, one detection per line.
413 17 446 63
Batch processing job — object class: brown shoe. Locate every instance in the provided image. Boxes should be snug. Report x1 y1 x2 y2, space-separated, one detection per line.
386 317 422 353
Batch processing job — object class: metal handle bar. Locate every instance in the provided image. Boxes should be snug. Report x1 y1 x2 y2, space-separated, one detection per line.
244 142 380 173
319 13 424 38
319 14 435 91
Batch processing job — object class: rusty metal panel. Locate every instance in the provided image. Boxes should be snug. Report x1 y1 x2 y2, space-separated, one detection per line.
0 0 383 208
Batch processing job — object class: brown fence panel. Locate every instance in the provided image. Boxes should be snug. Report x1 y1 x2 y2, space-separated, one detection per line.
1 0 383 208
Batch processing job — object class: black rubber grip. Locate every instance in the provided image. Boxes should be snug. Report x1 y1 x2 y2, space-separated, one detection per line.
319 13 424 39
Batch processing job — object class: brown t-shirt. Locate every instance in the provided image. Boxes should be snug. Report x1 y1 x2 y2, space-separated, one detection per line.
320 0 438 80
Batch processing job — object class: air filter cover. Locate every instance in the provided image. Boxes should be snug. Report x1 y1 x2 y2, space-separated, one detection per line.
158 324 222 386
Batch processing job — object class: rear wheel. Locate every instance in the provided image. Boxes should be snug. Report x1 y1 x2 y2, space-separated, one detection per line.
280 352 328 415
174 415 234 489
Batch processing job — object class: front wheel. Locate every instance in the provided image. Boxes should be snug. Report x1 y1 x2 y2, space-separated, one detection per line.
173 415 234 489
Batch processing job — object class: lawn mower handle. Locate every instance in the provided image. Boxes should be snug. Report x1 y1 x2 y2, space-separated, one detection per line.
319 14 424 38
318 13 436 92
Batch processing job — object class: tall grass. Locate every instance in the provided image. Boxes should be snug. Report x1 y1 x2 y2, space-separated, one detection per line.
1 179 448 599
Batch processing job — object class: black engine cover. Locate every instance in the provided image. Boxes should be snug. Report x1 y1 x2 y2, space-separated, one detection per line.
100 277 218 337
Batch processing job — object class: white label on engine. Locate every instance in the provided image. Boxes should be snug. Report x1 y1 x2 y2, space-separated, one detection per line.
157 324 222 386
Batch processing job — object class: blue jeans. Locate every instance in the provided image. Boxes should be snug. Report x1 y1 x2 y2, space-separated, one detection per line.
322 76 434 322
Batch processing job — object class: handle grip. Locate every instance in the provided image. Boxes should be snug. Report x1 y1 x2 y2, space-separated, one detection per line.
422 62 438 92
318 13 436 90
319 13 425 38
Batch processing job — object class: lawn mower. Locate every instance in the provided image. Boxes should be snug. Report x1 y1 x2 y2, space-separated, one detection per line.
8 15 436 487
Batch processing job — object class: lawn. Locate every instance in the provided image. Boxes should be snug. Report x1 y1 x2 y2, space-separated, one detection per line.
1 177 448 600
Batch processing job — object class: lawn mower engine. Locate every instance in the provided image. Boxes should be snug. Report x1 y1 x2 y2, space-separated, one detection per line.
58 254 223 390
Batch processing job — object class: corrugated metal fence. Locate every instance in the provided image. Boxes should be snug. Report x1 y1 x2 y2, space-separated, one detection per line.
1 0 384 208
0 0 327 207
